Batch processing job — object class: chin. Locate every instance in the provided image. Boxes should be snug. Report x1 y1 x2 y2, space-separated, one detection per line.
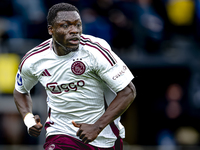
67 46 79 52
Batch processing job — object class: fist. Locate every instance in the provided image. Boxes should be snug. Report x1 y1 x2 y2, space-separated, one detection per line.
28 115 43 137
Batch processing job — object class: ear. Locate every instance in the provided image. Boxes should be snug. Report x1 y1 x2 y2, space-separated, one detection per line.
48 25 53 35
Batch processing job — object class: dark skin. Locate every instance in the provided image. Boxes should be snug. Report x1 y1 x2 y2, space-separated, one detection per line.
48 11 82 55
13 10 136 143
13 90 43 137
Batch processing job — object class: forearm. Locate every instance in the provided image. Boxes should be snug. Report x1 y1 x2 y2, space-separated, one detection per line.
13 88 33 119
13 89 43 137
95 82 136 131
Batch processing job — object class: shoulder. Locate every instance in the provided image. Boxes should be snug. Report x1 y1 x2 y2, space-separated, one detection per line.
25 38 52 57
19 38 52 72
80 34 117 66
80 34 111 50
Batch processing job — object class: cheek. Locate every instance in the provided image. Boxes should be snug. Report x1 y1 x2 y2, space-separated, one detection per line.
54 30 67 39
56 29 66 36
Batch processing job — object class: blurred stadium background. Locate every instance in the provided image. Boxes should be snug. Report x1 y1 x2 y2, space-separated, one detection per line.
1 0 200 149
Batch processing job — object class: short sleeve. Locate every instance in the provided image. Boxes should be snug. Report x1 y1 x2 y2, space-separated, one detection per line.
15 66 38 94
100 57 134 92
93 38 134 92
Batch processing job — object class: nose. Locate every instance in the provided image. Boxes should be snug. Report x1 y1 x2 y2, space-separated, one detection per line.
69 25 79 35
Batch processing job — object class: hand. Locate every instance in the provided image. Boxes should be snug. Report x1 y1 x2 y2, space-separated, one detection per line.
28 115 43 137
72 121 101 144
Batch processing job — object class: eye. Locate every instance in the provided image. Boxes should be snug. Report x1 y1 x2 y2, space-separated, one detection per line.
62 24 68 28
76 23 82 27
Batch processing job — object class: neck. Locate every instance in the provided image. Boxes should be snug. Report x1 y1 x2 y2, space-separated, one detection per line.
53 42 70 56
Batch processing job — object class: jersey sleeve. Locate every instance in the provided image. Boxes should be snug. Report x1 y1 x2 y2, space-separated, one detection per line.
15 62 38 93
93 38 134 92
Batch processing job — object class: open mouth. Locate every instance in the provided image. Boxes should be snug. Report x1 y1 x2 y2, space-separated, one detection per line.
69 37 80 45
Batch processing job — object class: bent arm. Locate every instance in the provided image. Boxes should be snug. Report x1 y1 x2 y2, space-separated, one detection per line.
73 81 136 143
95 81 136 131
13 88 43 137
13 88 33 119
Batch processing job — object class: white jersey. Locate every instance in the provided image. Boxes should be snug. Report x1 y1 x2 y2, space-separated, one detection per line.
15 34 134 148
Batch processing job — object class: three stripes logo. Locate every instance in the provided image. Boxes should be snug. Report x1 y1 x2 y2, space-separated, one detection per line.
42 69 51 76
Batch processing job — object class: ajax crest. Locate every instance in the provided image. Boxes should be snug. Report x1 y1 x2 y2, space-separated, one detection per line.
71 61 86 75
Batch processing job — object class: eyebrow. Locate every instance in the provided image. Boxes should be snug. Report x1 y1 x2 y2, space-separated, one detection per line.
60 19 81 22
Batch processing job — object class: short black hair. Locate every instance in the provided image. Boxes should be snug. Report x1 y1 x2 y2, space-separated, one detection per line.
47 3 79 25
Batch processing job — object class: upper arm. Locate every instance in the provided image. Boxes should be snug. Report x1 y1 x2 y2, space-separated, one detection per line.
13 88 29 101
118 81 136 100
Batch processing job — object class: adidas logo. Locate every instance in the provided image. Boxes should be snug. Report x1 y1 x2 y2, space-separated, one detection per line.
42 69 51 76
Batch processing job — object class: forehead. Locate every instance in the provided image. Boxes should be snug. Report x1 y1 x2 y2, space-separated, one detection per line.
55 11 81 22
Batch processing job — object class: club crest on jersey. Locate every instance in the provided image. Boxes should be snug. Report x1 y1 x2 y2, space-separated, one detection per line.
71 61 86 75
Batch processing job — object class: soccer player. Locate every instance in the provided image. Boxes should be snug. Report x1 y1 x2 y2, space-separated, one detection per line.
13 3 136 150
